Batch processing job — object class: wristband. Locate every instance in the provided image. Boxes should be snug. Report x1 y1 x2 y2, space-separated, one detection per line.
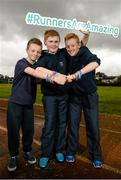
46 74 50 82
46 71 57 83
74 70 83 80
50 71 57 83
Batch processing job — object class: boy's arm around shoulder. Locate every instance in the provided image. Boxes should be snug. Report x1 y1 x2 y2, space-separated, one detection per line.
79 29 90 46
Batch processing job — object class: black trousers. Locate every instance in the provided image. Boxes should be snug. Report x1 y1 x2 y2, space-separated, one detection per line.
41 95 68 157
7 102 34 156
67 92 102 161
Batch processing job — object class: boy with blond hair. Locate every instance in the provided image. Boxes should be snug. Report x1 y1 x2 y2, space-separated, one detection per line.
7 37 67 172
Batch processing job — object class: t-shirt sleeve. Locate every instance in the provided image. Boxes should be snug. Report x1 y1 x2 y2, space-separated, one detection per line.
16 60 29 73
13 59 30 86
81 47 101 65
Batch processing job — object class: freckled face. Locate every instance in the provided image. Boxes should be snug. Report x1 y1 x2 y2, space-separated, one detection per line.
44 36 60 54
65 38 80 56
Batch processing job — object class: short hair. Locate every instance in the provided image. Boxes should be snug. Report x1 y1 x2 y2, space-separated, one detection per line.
44 29 60 41
64 33 80 44
27 38 42 50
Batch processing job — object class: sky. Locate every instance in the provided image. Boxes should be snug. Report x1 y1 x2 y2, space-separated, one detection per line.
0 0 121 77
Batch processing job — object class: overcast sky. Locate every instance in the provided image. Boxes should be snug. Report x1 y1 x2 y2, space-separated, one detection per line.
0 0 121 76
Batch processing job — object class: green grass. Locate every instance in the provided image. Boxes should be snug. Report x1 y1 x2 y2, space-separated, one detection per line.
0 84 12 99
0 83 43 104
0 84 121 115
36 85 43 104
97 86 121 115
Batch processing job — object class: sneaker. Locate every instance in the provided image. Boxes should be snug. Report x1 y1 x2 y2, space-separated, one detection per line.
24 152 36 164
7 156 18 172
39 157 49 168
56 153 64 163
93 160 102 168
66 154 75 162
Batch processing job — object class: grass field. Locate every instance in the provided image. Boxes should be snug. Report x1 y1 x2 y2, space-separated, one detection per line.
0 84 121 115
97 86 121 115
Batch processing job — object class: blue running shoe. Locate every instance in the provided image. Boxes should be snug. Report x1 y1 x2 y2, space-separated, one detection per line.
93 160 102 168
56 153 64 162
66 155 75 162
39 157 49 168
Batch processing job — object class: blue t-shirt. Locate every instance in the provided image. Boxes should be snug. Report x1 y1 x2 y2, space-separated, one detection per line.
9 58 37 105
